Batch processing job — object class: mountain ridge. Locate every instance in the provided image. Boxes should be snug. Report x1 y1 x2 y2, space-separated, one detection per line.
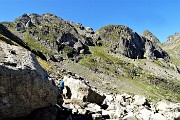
0 13 179 103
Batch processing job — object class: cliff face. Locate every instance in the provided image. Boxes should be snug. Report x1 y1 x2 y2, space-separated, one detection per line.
142 30 160 44
0 43 58 119
97 25 169 61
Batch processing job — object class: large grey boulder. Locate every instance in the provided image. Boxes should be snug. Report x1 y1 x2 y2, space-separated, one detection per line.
0 43 58 119
138 108 152 120
132 95 147 106
63 76 105 105
150 113 166 120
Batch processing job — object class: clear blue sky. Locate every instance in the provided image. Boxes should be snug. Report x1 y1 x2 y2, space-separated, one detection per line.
0 0 179 43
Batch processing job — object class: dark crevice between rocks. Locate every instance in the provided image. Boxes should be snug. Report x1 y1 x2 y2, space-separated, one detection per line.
3 62 17 67
11 105 94 120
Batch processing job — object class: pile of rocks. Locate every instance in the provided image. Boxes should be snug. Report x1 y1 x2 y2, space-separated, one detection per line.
61 76 180 120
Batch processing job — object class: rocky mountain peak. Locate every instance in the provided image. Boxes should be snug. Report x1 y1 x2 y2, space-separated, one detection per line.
97 25 144 58
166 32 180 43
142 30 160 44
14 13 69 28
97 25 169 60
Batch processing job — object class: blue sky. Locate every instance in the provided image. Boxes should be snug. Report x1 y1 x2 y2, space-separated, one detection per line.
0 0 179 42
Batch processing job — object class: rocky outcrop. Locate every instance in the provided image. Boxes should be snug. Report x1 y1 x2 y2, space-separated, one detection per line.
144 39 169 61
0 24 48 61
0 23 30 50
0 43 58 119
6 13 95 58
142 30 160 44
63 76 105 105
97 25 145 59
97 25 169 60
166 32 180 43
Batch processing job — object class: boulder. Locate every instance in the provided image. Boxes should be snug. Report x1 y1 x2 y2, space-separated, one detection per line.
123 112 138 120
78 108 87 114
155 101 169 112
115 94 124 104
132 95 147 106
85 27 94 34
26 20 34 28
73 41 84 52
174 112 180 120
104 94 114 103
106 103 116 110
138 108 152 120
155 101 180 119
150 113 166 120
79 49 85 54
113 107 125 119
119 93 133 106
0 43 58 119
63 76 105 105
91 113 102 120
86 103 101 113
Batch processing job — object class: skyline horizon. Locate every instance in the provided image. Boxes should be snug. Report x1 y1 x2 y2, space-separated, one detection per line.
0 0 179 43
0 12 177 43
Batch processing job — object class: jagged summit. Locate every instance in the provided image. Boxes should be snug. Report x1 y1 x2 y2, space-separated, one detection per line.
142 30 160 44
97 25 145 59
166 32 180 43
15 13 64 26
2 14 169 61
1 13 96 61
97 24 169 60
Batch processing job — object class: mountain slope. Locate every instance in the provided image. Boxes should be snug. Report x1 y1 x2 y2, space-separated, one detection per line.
162 33 180 70
1 13 179 102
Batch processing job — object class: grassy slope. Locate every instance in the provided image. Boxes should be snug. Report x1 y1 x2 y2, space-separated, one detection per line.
162 42 180 66
69 46 180 102
23 35 54 56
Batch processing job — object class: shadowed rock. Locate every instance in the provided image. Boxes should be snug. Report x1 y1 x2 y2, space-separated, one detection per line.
0 43 58 119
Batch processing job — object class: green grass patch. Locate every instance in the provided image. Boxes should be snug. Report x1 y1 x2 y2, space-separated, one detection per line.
79 46 180 102
153 59 164 67
118 76 180 103
23 35 53 55
36 56 58 73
